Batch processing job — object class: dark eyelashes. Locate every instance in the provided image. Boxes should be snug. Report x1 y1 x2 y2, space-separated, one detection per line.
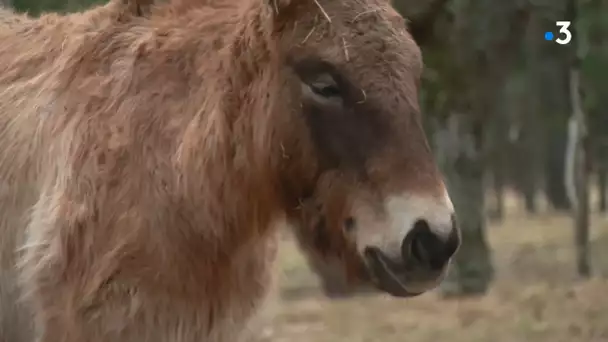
312 85 341 98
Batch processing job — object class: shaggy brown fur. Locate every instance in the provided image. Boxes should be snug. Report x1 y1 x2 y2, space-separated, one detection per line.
292 193 375 298
0 0 458 340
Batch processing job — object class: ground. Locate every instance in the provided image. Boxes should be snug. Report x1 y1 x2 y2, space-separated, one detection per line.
256 193 608 342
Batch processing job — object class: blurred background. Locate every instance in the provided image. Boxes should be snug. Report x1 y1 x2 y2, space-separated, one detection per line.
4 0 607 340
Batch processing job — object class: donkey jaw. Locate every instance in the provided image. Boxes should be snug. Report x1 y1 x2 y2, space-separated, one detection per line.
363 246 447 298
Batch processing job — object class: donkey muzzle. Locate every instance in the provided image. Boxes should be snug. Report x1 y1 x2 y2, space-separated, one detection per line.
363 216 460 297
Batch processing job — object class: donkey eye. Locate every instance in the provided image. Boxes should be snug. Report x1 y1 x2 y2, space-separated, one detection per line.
310 82 341 98
307 74 341 99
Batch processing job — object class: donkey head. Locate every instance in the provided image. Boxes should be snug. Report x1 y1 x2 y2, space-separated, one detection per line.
260 0 461 297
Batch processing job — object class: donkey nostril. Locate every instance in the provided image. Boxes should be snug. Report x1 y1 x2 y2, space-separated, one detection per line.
410 233 429 264
402 219 457 270
344 217 355 232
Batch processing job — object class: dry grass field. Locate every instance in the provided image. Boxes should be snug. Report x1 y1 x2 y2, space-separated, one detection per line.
257 192 608 342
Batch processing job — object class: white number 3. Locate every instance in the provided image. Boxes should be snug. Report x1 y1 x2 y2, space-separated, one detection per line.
556 21 572 45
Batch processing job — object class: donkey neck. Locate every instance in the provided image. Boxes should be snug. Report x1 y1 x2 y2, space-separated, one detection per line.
167 3 286 241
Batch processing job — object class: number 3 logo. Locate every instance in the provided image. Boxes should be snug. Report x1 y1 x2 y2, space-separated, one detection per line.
556 21 572 45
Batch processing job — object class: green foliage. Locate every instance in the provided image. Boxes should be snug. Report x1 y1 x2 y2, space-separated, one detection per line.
580 1 608 117
12 0 106 15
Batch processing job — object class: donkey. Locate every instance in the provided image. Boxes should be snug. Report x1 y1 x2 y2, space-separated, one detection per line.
0 0 460 340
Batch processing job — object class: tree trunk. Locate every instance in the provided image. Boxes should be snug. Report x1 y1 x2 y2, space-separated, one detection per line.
566 74 591 277
600 167 607 212
565 0 591 277
436 115 494 296
430 0 528 297
523 0 572 212
520 96 542 214
523 186 537 213
486 135 504 222
486 93 510 221
585 0 608 213
596 137 608 213
546 135 571 210
515 125 542 214
490 163 505 221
